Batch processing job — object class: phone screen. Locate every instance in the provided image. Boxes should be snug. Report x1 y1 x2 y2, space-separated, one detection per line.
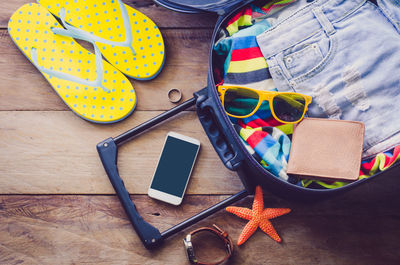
150 135 200 197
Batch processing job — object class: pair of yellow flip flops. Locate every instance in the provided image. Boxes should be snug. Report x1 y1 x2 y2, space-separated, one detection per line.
8 0 165 123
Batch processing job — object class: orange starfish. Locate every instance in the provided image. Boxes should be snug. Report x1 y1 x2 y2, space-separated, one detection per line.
226 186 291 246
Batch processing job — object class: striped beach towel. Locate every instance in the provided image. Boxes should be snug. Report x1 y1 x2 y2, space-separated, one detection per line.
225 0 298 36
214 0 297 91
235 125 293 182
214 0 298 181
229 99 295 182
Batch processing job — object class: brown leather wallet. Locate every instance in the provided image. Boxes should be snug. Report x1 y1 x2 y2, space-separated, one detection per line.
183 224 234 265
287 118 365 181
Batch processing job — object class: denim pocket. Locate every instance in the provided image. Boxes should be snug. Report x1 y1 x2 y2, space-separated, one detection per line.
281 30 337 84
258 0 400 156
283 42 323 78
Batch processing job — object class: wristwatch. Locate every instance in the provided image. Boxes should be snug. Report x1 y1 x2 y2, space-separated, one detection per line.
183 224 234 265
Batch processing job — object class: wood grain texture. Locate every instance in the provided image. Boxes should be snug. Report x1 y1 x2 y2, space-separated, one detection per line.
1 1 400 264
0 28 213 111
0 0 217 29
1 182 400 265
0 111 242 194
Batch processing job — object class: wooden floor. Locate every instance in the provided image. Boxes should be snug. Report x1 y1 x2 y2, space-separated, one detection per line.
1 1 400 264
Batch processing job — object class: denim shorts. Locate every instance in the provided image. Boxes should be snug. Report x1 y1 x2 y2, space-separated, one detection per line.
256 0 400 157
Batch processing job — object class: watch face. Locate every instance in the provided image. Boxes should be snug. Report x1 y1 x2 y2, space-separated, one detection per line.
184 235 197 263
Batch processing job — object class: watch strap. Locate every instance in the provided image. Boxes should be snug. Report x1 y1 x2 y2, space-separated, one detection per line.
188 224 234 265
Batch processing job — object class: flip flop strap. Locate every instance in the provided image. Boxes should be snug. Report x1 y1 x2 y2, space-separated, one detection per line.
30 40 110 93
52 0 136 55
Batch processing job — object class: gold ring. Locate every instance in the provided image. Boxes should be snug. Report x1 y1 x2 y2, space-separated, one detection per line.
168 88 182 103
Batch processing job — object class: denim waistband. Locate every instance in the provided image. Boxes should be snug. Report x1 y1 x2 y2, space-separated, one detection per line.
257 0 367 59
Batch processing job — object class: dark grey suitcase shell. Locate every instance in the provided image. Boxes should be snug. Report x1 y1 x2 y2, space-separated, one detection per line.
153 0 400 201
96 0 400 249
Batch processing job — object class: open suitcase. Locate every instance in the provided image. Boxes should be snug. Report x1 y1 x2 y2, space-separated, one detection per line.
97 0 400 249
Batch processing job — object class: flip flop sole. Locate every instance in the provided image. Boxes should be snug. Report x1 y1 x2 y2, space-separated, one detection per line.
9 3 137 123
38 0 166 80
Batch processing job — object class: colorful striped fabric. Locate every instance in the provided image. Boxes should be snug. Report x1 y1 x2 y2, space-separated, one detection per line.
214 0 297 91
226 6 253 36
302 145 400 189
228 100 295 182
225 0 298 36
214 1 299 181
214 19 273 91
261 0 300 14
234 124 293 181
224 33 275 90
234 104 294 136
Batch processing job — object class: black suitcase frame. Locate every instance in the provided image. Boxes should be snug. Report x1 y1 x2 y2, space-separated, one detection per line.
97 0 400 249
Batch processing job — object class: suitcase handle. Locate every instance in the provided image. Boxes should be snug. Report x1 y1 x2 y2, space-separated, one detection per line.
97 99 250 250
97 138 163 249
194 87 244 171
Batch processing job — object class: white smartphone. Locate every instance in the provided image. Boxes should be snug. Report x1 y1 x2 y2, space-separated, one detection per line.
148 131 200 206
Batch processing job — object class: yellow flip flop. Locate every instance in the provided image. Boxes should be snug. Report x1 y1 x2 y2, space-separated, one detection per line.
8 3 137 123
37 0 165 80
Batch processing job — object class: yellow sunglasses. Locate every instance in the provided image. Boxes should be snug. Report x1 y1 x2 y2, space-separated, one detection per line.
218 85 312 124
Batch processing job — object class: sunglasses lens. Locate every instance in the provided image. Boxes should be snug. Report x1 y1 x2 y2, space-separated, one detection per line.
272 94 306 122
223 87 260 117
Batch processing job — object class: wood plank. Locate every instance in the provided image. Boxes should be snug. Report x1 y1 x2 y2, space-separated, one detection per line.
1 189 400 265
0 0 217 29
0 111 243 194
0 28 213 111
